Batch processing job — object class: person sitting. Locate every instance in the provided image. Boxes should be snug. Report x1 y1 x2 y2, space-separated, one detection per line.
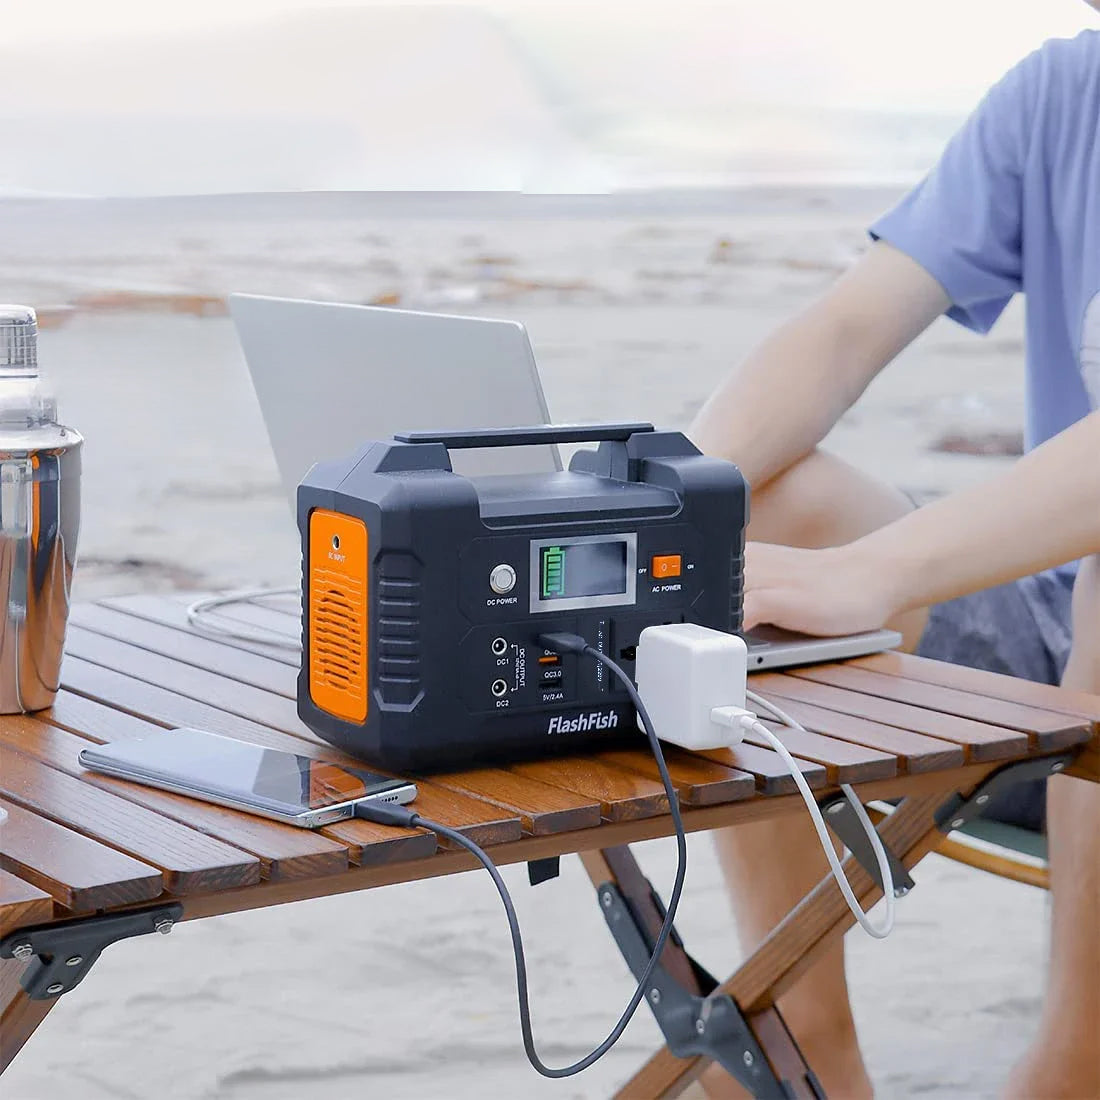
690 25 1100 1100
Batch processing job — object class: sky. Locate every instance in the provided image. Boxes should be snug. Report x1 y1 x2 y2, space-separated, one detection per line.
1 0 1096 193
8 0 1098 112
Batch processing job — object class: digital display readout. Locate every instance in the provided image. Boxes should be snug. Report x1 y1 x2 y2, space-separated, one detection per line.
539 540 628 601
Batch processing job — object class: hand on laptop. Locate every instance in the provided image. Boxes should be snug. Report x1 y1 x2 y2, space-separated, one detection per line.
746 411 1100 637
743 541 897 636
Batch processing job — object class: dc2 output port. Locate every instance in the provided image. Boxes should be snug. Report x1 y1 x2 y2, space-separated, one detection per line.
491 679 509 698
491 637 508 656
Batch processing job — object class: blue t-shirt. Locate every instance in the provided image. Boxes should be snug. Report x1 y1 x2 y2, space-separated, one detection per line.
871 30 1100 449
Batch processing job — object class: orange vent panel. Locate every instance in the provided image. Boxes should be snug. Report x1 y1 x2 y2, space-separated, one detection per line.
309 510 369 724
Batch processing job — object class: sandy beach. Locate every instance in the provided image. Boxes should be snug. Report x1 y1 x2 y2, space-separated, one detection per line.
0 189 1043 1099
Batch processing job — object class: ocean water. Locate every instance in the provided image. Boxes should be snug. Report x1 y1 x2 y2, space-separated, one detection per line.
0 111 951 199
0 107 954 198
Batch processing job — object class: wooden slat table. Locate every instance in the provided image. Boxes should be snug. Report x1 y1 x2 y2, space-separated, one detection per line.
1 592 1098 1096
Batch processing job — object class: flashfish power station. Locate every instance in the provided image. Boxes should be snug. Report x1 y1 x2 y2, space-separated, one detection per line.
296 423 748 770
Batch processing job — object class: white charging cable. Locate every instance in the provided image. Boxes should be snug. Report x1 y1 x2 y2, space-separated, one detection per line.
711 689 896 939
634 622 898 940
186 587 302 650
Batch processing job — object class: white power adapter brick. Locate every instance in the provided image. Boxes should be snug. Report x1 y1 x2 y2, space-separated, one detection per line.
634 623 749 750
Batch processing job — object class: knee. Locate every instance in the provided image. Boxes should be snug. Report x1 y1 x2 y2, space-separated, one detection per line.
747 449 836 547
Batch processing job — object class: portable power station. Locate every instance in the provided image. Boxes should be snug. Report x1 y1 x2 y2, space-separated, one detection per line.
297 423 748 771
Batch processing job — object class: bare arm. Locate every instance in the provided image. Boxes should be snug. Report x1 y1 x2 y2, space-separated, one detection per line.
745 409 1100 633
873 407 1100 608
690 240 951 488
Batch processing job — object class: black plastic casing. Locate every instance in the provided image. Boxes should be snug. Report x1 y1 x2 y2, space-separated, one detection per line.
297 427 748 772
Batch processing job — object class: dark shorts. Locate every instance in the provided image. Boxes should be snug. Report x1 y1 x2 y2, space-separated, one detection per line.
916 567 1076 832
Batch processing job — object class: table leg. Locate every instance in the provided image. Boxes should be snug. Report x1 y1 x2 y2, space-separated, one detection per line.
0 957 57 1073
602 787 968 1098
582 847 820 1099
581 847 706 997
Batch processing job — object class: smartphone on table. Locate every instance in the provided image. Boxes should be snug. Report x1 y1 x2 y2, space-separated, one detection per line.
78 728 417 828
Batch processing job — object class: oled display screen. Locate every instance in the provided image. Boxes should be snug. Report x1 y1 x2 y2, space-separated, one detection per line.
539 540 628 601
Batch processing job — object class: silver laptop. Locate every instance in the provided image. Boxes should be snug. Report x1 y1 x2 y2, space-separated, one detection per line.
231 294 899 671
230 293 560 500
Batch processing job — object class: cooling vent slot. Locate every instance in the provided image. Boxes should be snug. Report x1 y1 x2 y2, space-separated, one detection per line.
730 546 745 633
376 553 423 705
312 580 364 691
309 511 369 723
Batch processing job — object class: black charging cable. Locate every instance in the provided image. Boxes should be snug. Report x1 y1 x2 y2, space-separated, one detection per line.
356 631 687 1079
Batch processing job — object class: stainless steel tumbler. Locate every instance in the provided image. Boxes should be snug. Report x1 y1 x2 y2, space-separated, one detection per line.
0 306 82 712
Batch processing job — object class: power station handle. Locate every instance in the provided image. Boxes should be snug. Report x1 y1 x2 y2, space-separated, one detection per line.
393 423 655 449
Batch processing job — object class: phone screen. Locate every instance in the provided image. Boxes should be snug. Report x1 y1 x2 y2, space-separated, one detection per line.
82 728 409 814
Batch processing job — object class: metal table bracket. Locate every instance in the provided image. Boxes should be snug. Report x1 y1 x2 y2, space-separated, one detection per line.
0 903 184 1000
935 752 1077 833
818 794 915 897
596 882 823 1099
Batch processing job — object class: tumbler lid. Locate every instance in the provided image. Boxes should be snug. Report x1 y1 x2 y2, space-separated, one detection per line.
0 304 80 451
0 306 38 377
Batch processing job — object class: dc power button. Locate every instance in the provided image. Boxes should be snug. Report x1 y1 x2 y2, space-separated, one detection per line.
489 563 517 595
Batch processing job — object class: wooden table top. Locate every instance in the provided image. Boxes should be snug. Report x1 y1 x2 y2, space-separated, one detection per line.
1 591 1098 940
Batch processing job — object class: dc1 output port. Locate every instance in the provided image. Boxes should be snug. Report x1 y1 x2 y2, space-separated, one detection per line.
491 637 508 656
491 679 509 698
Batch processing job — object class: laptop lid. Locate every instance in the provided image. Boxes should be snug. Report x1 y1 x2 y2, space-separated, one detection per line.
230 294 561 509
